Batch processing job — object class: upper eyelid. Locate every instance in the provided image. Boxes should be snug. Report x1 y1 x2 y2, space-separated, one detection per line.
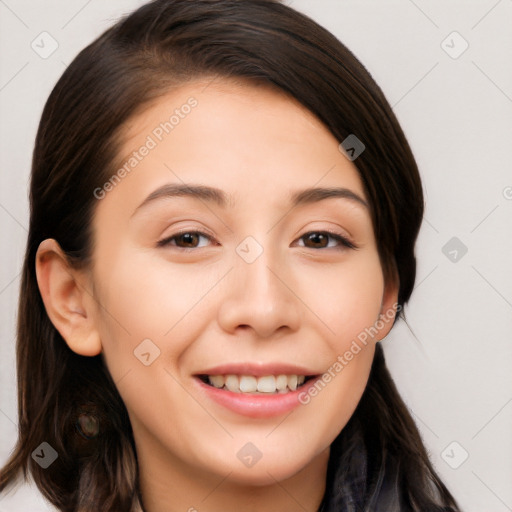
159 225 215 240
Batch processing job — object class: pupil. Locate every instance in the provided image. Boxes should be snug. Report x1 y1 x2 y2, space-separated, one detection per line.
307 233 327 247
180 233 198 247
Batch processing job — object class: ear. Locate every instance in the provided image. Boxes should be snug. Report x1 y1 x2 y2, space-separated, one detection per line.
375 277 400 341
35 239 102 357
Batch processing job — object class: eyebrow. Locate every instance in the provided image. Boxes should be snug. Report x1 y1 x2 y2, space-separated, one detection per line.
132 183 368 216
132 184 228 217
290 187 368 209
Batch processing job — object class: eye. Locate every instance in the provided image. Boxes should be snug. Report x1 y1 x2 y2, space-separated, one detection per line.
295 231 356 250
157 231 214 249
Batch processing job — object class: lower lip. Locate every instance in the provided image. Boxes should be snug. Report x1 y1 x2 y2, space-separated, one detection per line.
194 377 319 418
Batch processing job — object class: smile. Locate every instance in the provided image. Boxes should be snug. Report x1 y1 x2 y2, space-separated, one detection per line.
201 374 310 393
195 371 321 418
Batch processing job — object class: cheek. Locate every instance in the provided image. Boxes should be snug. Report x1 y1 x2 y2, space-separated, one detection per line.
91 249 230 379
90 251 231 454
287 250 385 434
296 249 385 348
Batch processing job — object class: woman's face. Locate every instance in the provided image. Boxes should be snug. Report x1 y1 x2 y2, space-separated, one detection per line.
87 78 397 488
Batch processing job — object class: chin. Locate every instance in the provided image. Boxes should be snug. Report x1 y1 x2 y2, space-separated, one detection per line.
220 440 328 488
224 459 308 487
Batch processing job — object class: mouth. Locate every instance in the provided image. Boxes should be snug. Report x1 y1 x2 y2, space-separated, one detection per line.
197 374 317 394
193 363 321 417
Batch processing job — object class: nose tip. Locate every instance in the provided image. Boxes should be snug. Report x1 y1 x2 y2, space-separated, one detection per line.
216 256 301 339
237 296 290 339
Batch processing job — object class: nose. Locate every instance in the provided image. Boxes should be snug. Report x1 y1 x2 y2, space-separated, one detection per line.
217 247 301 339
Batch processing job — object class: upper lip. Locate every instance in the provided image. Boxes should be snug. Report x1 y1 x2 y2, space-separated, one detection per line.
195 362 319 377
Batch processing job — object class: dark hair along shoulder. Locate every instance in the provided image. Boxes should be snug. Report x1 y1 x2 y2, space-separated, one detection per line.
0 1 460 511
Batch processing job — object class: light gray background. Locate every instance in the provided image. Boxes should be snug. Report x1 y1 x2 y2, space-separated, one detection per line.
1 1 511 511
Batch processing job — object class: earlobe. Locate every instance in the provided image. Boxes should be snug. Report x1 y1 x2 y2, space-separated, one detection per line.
35 239 102 357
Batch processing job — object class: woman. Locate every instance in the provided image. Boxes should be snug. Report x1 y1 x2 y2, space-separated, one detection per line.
0 0 461 510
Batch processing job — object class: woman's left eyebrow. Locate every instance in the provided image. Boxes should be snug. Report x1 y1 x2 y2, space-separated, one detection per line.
131 183 368 218
290 187 368 209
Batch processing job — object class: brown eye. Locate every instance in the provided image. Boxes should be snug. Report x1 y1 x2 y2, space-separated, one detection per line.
304 232 329 248
175 233 200 247
296 231 356 250
157 231 212 249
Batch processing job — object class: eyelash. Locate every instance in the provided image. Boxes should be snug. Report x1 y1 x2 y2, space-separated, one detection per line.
157 230 356 251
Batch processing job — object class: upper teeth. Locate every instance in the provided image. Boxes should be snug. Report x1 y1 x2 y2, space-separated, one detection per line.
207 374 306 393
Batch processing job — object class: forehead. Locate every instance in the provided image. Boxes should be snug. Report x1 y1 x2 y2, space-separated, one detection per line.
99 77 367 218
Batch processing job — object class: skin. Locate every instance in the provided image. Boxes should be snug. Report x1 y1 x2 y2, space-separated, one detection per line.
36 78 398 512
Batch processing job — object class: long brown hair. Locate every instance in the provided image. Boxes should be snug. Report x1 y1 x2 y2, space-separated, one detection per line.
0 1 460 510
